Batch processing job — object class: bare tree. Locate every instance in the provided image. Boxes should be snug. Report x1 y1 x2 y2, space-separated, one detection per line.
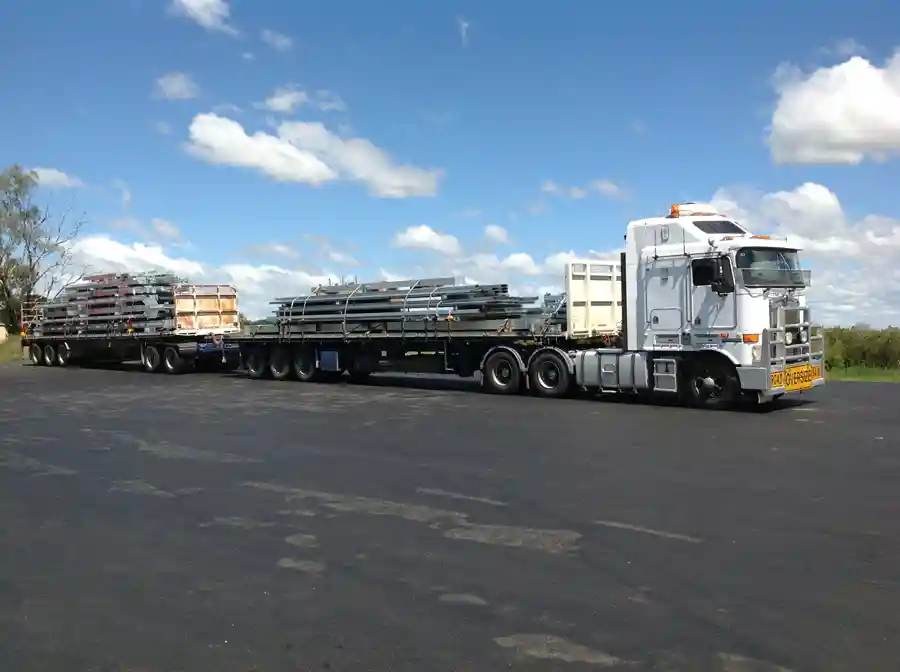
0 164 86 329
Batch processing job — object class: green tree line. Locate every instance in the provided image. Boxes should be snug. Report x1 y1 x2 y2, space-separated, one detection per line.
824 326 900 371
1 164 83 330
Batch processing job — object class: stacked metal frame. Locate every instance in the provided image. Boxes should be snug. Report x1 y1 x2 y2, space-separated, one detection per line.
542 292 567 326
266 276 564 339
32 272 240 339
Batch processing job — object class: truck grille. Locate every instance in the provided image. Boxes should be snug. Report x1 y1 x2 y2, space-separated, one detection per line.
764 305 824 367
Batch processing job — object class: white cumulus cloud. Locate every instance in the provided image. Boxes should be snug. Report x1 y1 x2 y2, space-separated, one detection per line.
31 167 84 189
185 113 442 197
484 224 509 245
155 72 200 100
260 29 293 51
392 225 461 255
541 179 629 200
257 86 308 113
712 183 900 326
768 50 900 164
151 218 181 239
168 0 237 35
185 113 336 185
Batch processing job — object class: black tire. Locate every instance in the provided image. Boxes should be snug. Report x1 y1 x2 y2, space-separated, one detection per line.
482 350 522 395
163 346 188 375
43 343 57 367
56 343 71 367
269 345 294 381
292 346 321 382
29 343 43 366
143 345 162 373
685 356 740 410
528 351 572 398
245 349 270 379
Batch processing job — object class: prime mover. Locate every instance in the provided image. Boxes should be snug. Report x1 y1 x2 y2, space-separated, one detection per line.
229 202 825 410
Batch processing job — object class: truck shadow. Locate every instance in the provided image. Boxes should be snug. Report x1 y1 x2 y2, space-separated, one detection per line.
224 370 816 414
54 362 818 414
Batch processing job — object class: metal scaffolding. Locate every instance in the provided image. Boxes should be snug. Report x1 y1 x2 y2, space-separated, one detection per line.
264 276 563 338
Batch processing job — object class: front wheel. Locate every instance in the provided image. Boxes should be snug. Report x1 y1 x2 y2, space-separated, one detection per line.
684 356 740 410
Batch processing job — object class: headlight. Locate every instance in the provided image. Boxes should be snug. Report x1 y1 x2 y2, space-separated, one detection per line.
799 329 808 343
785 331 794 345
751 344 762 364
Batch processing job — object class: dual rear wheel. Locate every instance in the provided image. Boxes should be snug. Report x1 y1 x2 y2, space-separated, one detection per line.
29 342 71 367
245 345 330 382
481 349 571 398
142 345 189 374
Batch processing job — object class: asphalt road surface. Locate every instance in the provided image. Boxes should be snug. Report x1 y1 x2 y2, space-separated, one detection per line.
1 364 898 672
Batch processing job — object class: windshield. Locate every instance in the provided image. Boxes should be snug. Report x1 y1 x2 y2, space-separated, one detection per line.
735 247 809 288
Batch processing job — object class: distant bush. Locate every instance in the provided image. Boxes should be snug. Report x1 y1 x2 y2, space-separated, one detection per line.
825 326 900 370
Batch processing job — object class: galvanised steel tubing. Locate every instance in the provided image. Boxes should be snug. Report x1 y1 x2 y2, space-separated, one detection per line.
270 283 512 305
302 276 458 294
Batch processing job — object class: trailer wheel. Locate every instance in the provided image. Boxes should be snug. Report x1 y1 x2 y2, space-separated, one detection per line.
143 345 162 373
163 346 188 375
529 351 571 398
482 350 521 395
292 346 321 383
244 349 270 379
269 346 294 381
56 343 71 367
685 355 740 410
43 343 57 367
29 343 44 366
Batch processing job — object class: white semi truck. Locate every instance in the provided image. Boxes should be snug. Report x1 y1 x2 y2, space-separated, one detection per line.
230 202 825 409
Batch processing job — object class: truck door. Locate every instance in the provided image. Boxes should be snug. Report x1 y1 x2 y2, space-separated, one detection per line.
642 256 687 349
689 258 737 333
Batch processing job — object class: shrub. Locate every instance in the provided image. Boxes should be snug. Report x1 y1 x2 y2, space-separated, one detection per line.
824 326 900 370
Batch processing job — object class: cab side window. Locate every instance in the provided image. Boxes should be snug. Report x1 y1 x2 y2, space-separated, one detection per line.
691 259 716 286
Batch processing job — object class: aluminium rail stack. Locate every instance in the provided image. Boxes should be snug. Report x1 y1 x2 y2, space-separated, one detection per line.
257 276 563 339
227 272 616 392
33 272 190 338
25 271 242 371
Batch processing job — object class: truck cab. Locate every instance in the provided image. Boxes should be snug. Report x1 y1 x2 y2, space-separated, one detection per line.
624 202 825 406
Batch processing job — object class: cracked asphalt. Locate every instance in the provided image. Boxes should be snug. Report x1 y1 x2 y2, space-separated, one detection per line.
1 362 898 671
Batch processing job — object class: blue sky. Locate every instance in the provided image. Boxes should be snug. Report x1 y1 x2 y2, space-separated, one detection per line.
3 0 899 321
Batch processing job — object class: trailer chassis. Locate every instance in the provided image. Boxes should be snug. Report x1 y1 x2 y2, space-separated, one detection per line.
22 332 241 374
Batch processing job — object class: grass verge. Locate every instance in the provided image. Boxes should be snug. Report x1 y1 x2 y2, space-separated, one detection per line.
0 336 25 365
826 366 900 383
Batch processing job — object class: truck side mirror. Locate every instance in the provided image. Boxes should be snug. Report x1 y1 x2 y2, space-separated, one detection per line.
711 256 735 295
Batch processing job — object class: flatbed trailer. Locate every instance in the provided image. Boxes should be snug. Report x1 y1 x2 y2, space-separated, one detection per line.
226 203 826 410
229 311 618 397
22 272 242 374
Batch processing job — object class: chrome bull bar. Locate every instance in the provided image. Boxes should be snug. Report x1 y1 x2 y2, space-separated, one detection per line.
762 305 825 393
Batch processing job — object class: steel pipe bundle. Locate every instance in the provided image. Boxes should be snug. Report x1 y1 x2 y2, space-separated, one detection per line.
542 292 567 325
267 276 556 336
33 272 239 338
